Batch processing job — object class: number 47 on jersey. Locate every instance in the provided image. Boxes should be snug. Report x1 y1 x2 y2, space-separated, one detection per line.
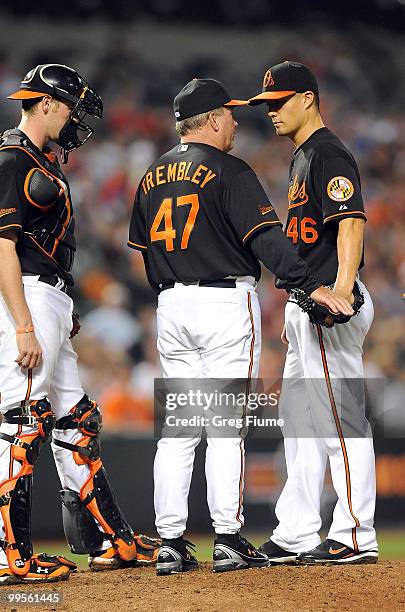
150 194 200 252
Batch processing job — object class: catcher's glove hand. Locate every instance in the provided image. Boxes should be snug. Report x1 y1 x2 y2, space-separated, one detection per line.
69 312 81 338
289 282 364 328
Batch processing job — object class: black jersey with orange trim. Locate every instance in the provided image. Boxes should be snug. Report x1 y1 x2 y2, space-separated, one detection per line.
276 127 366 288
0 130 75 284
128 142 281 285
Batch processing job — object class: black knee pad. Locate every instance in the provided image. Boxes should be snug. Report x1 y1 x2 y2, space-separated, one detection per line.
56 394 102 437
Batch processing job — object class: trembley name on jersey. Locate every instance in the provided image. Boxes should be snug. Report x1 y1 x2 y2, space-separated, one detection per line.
141 162 217 195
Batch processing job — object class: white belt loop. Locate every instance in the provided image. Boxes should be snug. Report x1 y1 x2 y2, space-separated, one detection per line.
55 277 65 290
235 275 257 290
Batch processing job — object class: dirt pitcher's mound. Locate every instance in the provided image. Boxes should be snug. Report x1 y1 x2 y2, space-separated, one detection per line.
2 561 404 612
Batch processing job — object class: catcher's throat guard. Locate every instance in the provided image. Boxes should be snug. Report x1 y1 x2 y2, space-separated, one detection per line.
54 395 135 559
0 399 55 577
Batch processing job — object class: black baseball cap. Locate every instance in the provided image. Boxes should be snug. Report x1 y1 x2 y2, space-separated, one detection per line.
249 61 319 105
173 78 248 121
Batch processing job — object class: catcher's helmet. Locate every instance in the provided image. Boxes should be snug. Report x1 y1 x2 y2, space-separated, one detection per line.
8 64 103 162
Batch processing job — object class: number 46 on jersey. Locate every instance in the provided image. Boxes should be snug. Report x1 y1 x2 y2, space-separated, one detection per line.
286 216 318 244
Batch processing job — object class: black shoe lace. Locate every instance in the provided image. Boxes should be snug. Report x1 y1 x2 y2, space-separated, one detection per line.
239 536 253 548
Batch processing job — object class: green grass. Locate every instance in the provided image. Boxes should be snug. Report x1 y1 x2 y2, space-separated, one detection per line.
374 529 405 559
35 528 405 570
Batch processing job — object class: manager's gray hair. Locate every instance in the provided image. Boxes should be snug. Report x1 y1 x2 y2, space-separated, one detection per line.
175 107 224 136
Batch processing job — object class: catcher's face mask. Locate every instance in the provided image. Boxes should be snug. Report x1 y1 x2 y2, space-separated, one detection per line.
57 84 103 163
8 63 103 163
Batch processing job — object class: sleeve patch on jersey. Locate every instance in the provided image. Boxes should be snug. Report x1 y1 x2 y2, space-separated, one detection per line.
259 205 274 215
0 207 17 218
327 176 354 202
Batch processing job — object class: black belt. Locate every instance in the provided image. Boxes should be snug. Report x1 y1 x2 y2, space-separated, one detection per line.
160 279 236 292
22 273 68 292
38 275 68 293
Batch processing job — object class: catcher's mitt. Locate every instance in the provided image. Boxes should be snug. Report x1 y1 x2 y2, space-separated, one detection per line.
289 282 364 328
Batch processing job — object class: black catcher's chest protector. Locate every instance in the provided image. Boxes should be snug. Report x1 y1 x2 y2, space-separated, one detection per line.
0 130 76 277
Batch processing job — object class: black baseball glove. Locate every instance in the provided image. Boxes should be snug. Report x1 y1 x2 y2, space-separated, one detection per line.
289 282 364 328
70 312 81 338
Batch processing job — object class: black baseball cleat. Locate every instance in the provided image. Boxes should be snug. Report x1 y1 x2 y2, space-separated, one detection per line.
296 539 378 565
0 553 75 585
258 539 298 564
156 537 199 575
212 533 269 573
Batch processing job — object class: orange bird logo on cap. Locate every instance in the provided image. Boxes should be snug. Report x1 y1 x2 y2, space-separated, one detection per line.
263 70 275 88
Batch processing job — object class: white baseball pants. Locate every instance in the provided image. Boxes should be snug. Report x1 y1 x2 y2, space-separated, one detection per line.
0 276 102 564
154 278 261 538
271 279 378 552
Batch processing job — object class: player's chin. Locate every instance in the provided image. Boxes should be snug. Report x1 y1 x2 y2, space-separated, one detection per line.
273 124 285 135
54 128 64 142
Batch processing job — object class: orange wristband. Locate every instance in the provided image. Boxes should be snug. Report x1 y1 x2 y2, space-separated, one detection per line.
16 326 34 335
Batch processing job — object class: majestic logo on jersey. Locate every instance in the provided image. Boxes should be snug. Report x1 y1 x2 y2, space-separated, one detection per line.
263 70 274 88
0 207 17 218
259 205 274 215
288 175 308 208
327 176 354 202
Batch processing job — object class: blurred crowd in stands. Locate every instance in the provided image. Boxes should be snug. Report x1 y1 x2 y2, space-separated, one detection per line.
0 22 403 433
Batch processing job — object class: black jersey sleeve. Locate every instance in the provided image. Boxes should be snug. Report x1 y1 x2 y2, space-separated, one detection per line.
224 168 282 244
0 152 25 236
317 156 366 224
128 184 148 251
250 225 322 294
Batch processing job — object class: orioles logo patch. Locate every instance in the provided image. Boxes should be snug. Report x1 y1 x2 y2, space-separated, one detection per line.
263 69 274 88
327 176 354 202
259 205 273 215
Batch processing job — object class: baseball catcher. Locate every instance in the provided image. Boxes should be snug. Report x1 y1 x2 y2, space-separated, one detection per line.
0 64 158 584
